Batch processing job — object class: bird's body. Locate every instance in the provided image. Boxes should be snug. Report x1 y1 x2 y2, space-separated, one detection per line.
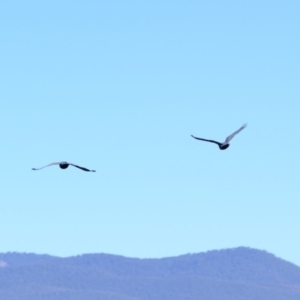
59 163 69 169
32 161 96 172
191 123 247 150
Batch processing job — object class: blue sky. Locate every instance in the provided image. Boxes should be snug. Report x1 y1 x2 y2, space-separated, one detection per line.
1 0 300 266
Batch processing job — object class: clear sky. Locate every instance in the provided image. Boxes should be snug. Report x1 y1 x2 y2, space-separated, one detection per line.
1 0 300 266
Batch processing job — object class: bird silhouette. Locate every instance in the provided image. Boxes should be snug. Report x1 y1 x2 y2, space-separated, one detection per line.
32 162 96 172
191 123 247 150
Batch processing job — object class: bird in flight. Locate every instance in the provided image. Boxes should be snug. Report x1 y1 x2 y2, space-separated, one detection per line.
191 123 247 150
32 162 96 172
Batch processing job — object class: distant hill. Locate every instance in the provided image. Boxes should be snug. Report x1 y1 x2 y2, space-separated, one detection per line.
0 247 300 300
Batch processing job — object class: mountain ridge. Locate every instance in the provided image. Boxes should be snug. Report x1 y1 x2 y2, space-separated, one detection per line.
0 247 299 300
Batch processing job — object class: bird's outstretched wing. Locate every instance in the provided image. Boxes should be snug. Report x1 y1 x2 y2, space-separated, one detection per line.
68 163 96 172
32 162 61 171
224 123 247 144
191 135 222 146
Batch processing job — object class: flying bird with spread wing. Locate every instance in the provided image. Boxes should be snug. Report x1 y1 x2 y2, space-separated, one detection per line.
191 123 247 150
32 162 96 172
